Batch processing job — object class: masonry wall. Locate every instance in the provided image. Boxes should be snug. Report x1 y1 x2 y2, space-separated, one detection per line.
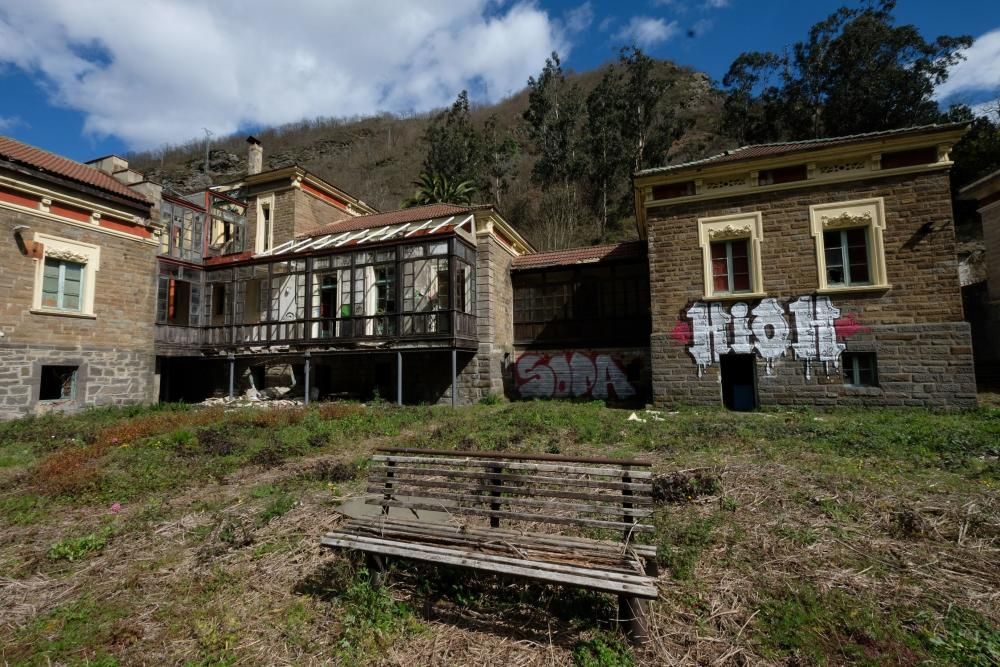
509 346 651 405
975 200 1000 373
245 187 353 252
0 206 159 418
646 170 976 408
474 231 516 401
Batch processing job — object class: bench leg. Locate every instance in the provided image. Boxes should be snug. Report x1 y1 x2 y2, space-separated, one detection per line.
618 595 650 646
365 553 387 586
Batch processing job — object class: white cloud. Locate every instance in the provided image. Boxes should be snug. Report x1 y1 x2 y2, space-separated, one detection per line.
702 0 728 8
936 28 1000 101
565 2 593 33
614 16 679 48
971 98 1000 121
0 1 569 149
0 116 24 131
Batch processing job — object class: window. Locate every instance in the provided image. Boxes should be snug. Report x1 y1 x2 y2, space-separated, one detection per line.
842 352 878 387
810 198 888 291
32 234 100 317
41 258 84 312
40 365 78 401
823 228 870 286
255 195 274 254
710 239 752 294
697 212 764 299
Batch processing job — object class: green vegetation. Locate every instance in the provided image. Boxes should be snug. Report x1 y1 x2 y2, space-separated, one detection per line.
0 401 996 664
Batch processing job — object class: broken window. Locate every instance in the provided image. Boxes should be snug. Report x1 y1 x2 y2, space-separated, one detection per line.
39 365 78 401
159 201 204 261
207 194 247 256
823 228 871 287
843 352 878 387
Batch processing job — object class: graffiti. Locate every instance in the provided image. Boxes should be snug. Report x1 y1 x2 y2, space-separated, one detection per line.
679 296 865 378
515 352 637 400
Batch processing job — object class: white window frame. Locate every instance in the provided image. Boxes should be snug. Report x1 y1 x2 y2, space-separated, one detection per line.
32 233 101 317
255 194 275 254
810 198 889 292
697 212 765 300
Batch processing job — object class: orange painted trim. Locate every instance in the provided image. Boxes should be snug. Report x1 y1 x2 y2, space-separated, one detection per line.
50 203 92 223
301 181 349 211
0 186 38 209
100 217 151 238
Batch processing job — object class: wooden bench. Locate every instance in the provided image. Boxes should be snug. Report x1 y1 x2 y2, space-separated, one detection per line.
321 447 659 642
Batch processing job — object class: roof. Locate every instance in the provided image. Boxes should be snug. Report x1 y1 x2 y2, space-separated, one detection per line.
959 167 1000 200
260 207 478 259
512 241 647 270
636 122 968 178
304 203 488 237
0 136 150 205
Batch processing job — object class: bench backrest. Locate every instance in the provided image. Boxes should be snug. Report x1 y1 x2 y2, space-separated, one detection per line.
367 448 654 539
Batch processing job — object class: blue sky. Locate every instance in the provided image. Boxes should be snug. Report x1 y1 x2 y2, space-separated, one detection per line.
1 0 998 162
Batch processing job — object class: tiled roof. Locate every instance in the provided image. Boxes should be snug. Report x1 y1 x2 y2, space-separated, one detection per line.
636 122 968 177
512 241 647 270
304 203 489 237
0 136 150 204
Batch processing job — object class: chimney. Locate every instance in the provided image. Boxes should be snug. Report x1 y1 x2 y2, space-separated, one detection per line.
247 135 263 176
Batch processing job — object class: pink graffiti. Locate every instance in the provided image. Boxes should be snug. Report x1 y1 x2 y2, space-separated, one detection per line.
671 320 693 345
834 313 871 339
515 353 637 400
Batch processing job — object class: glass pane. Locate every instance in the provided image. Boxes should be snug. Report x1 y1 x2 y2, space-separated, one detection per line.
713 274 730 292
732 271 750 292
730 239 749 258
710 242 727 260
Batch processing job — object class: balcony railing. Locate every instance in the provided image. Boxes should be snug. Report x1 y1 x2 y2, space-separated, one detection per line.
156 311 477 350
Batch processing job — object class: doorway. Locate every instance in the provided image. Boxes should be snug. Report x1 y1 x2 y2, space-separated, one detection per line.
720 353 758 411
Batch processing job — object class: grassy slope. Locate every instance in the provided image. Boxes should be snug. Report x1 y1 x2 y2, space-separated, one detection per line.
0 401 997 666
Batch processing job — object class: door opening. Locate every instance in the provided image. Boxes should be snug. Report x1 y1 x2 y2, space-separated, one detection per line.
720 353 758 411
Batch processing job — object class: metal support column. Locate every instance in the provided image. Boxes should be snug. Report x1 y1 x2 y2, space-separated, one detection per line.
304 351 311 405
451 349 457 408
396 351 403 406
228 354 235 399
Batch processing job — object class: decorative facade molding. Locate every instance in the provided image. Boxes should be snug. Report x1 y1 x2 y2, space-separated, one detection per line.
707 223 753 240
820 211 873 230
45 248 90 264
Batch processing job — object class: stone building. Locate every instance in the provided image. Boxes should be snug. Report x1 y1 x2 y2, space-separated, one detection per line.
959 169 1000 385
633 123 976 409
0 138 159 418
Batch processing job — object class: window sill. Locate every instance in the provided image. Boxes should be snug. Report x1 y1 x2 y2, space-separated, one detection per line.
816 284 891 295
30 309 96 320
700 292 767 302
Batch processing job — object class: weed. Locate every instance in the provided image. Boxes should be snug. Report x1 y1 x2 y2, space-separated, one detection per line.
306 460 359 483
8 596 128 664
48 527 113 562
335 567 418 661
0 493 52 525
656 515 717 580
573 632 635 667
652 471 720 504
920 606 1000 666
257 492 296 526
479 392 502 405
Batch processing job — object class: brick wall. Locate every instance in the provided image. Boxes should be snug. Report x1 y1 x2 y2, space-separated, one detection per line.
0 205 158 417
646 170 976 408
474 232 516 400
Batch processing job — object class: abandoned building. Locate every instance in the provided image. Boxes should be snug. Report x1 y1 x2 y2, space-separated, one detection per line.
960 168 1000 387
0 122 982 417
634 122 977 409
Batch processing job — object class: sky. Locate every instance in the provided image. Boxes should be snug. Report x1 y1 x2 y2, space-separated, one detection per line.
0 0 998 162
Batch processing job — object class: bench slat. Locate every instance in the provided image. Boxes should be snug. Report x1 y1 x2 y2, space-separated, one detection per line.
321 533 659 598
368 466 653 504
343 517 657 560
378 447 653 467
368 499 655 533
365 486 654 519
369 475 654 505
372 455 653 479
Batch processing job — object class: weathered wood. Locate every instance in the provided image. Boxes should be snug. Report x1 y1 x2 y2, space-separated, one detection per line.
378 447 653 467
369 466 653 493
366 499 655 533
618 595 651 645
364 486 655 520
343 517 657 560
368 475 655 504
321 533 659 598
372 455 653 479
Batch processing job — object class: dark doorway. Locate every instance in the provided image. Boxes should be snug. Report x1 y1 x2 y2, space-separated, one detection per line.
720 353 758 411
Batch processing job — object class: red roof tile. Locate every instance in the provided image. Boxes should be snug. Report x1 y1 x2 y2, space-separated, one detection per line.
635 122 968 177
0 136 150 204
512 241 646 270
304 203 487 237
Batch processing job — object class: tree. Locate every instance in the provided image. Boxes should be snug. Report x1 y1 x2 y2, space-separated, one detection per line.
401 172 477 208
584 66 629 238
720 0 972 142
481 114 520 208
618 47 678 173
421 91 484 189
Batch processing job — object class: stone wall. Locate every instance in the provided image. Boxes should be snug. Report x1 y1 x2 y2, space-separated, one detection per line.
474 231 516 400
0 204 158 417
508 346 651 405
646 170 976 408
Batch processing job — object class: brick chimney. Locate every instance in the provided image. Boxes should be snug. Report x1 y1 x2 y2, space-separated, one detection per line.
247 135 263 176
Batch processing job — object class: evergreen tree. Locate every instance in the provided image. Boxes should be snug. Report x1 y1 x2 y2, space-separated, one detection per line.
421 91 484 189
584 66 629 239
482 114 520 209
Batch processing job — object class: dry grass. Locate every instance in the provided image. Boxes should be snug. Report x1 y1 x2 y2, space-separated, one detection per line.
0 401 997 666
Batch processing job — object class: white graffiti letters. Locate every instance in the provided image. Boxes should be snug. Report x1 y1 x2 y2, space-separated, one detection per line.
683 295 849 377
515 352 637 400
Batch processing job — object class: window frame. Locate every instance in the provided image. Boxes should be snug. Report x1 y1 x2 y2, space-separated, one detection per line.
39 365 79 402
31 234 101 317
809 198 889 292
696 212 765 300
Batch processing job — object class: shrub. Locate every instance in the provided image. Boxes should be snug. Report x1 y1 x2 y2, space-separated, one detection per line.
48 527 113 562
573 632 634 667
